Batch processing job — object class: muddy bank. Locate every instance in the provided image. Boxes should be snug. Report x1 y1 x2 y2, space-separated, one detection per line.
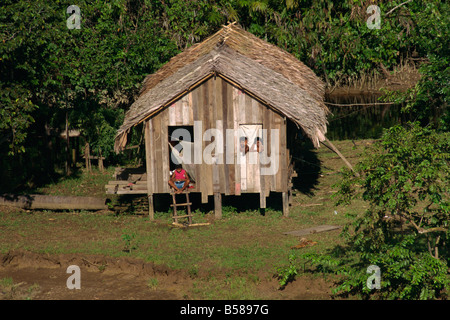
0 250 333 300
0 250 189 300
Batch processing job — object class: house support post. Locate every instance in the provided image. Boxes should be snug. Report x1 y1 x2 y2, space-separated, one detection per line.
282 192 289 217
148 194 154 220
214 192 222 220
145 119 155 220
259 192 266 216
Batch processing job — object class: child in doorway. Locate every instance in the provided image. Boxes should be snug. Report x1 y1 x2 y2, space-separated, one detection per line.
169 164 190 194
251 137 264 153
239 137 249 155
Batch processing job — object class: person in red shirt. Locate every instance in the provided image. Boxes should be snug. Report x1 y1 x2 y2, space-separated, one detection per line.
169 164 190 193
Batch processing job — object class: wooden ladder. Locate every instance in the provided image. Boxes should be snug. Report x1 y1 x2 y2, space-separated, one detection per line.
170 191 193 225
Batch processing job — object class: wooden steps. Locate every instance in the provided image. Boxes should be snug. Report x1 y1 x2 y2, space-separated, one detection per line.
172 214 193 219
105 180 148 195
171 192 192 225
170 202 192 207
105 167 148 195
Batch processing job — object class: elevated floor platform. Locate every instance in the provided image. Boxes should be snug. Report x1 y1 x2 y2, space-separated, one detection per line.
105 167 198 195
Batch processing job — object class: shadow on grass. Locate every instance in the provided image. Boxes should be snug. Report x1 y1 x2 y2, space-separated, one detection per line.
152 193 284 216
291 140 322 197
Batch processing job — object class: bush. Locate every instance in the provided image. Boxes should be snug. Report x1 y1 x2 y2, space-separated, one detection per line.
275 252 299 289
303 123 450 299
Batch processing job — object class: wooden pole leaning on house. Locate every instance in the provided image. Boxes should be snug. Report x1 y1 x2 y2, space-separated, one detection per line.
321 138 360 177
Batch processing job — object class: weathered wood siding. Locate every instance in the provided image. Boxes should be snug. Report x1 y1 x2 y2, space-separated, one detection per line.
144 76 289 201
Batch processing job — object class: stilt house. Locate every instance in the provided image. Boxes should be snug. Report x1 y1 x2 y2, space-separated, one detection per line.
108 23 329 218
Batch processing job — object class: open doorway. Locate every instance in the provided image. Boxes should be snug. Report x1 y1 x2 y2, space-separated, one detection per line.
168 126 193 170
168 125 196 185
238 124 263 192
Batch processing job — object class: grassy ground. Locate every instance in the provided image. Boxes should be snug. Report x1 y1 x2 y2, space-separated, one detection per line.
0 139 370 299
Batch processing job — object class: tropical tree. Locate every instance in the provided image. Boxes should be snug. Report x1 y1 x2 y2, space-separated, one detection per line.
305 123 450 299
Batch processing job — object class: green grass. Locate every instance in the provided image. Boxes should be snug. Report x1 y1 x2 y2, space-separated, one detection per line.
34 167 116 198
0 206 348 272
147 277 159 290
0 139 371 299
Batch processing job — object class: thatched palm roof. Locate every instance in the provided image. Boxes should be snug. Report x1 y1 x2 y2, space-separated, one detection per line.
114 23 329 152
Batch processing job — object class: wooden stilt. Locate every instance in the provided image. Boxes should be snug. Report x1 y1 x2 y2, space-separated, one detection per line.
145 120 155 221
259 192 266 209
282 192 289 217
214 192 222 220
148 194 154 220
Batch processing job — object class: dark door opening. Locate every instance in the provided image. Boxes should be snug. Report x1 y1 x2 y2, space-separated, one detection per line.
168 125 194 171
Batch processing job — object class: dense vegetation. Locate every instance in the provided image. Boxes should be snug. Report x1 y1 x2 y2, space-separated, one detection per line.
322 123 449 299
1 0 448 191
1 0 449 300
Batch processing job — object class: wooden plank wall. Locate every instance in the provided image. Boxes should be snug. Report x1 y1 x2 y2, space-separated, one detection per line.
144 76 288 200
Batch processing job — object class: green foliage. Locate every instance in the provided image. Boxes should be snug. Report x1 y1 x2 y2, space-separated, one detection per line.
380 0 449 130
338 123 450 256
221 205 238 218
323 236 450 300
304 123 450 299
1 0 448 191
301 252 341 274
275 252 298 289
0 0 179 189
121 231 137 252
0 86 37 155
337 123 449 210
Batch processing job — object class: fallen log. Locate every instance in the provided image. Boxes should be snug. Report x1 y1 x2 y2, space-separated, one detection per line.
171 222 211 228
0 194 109 210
